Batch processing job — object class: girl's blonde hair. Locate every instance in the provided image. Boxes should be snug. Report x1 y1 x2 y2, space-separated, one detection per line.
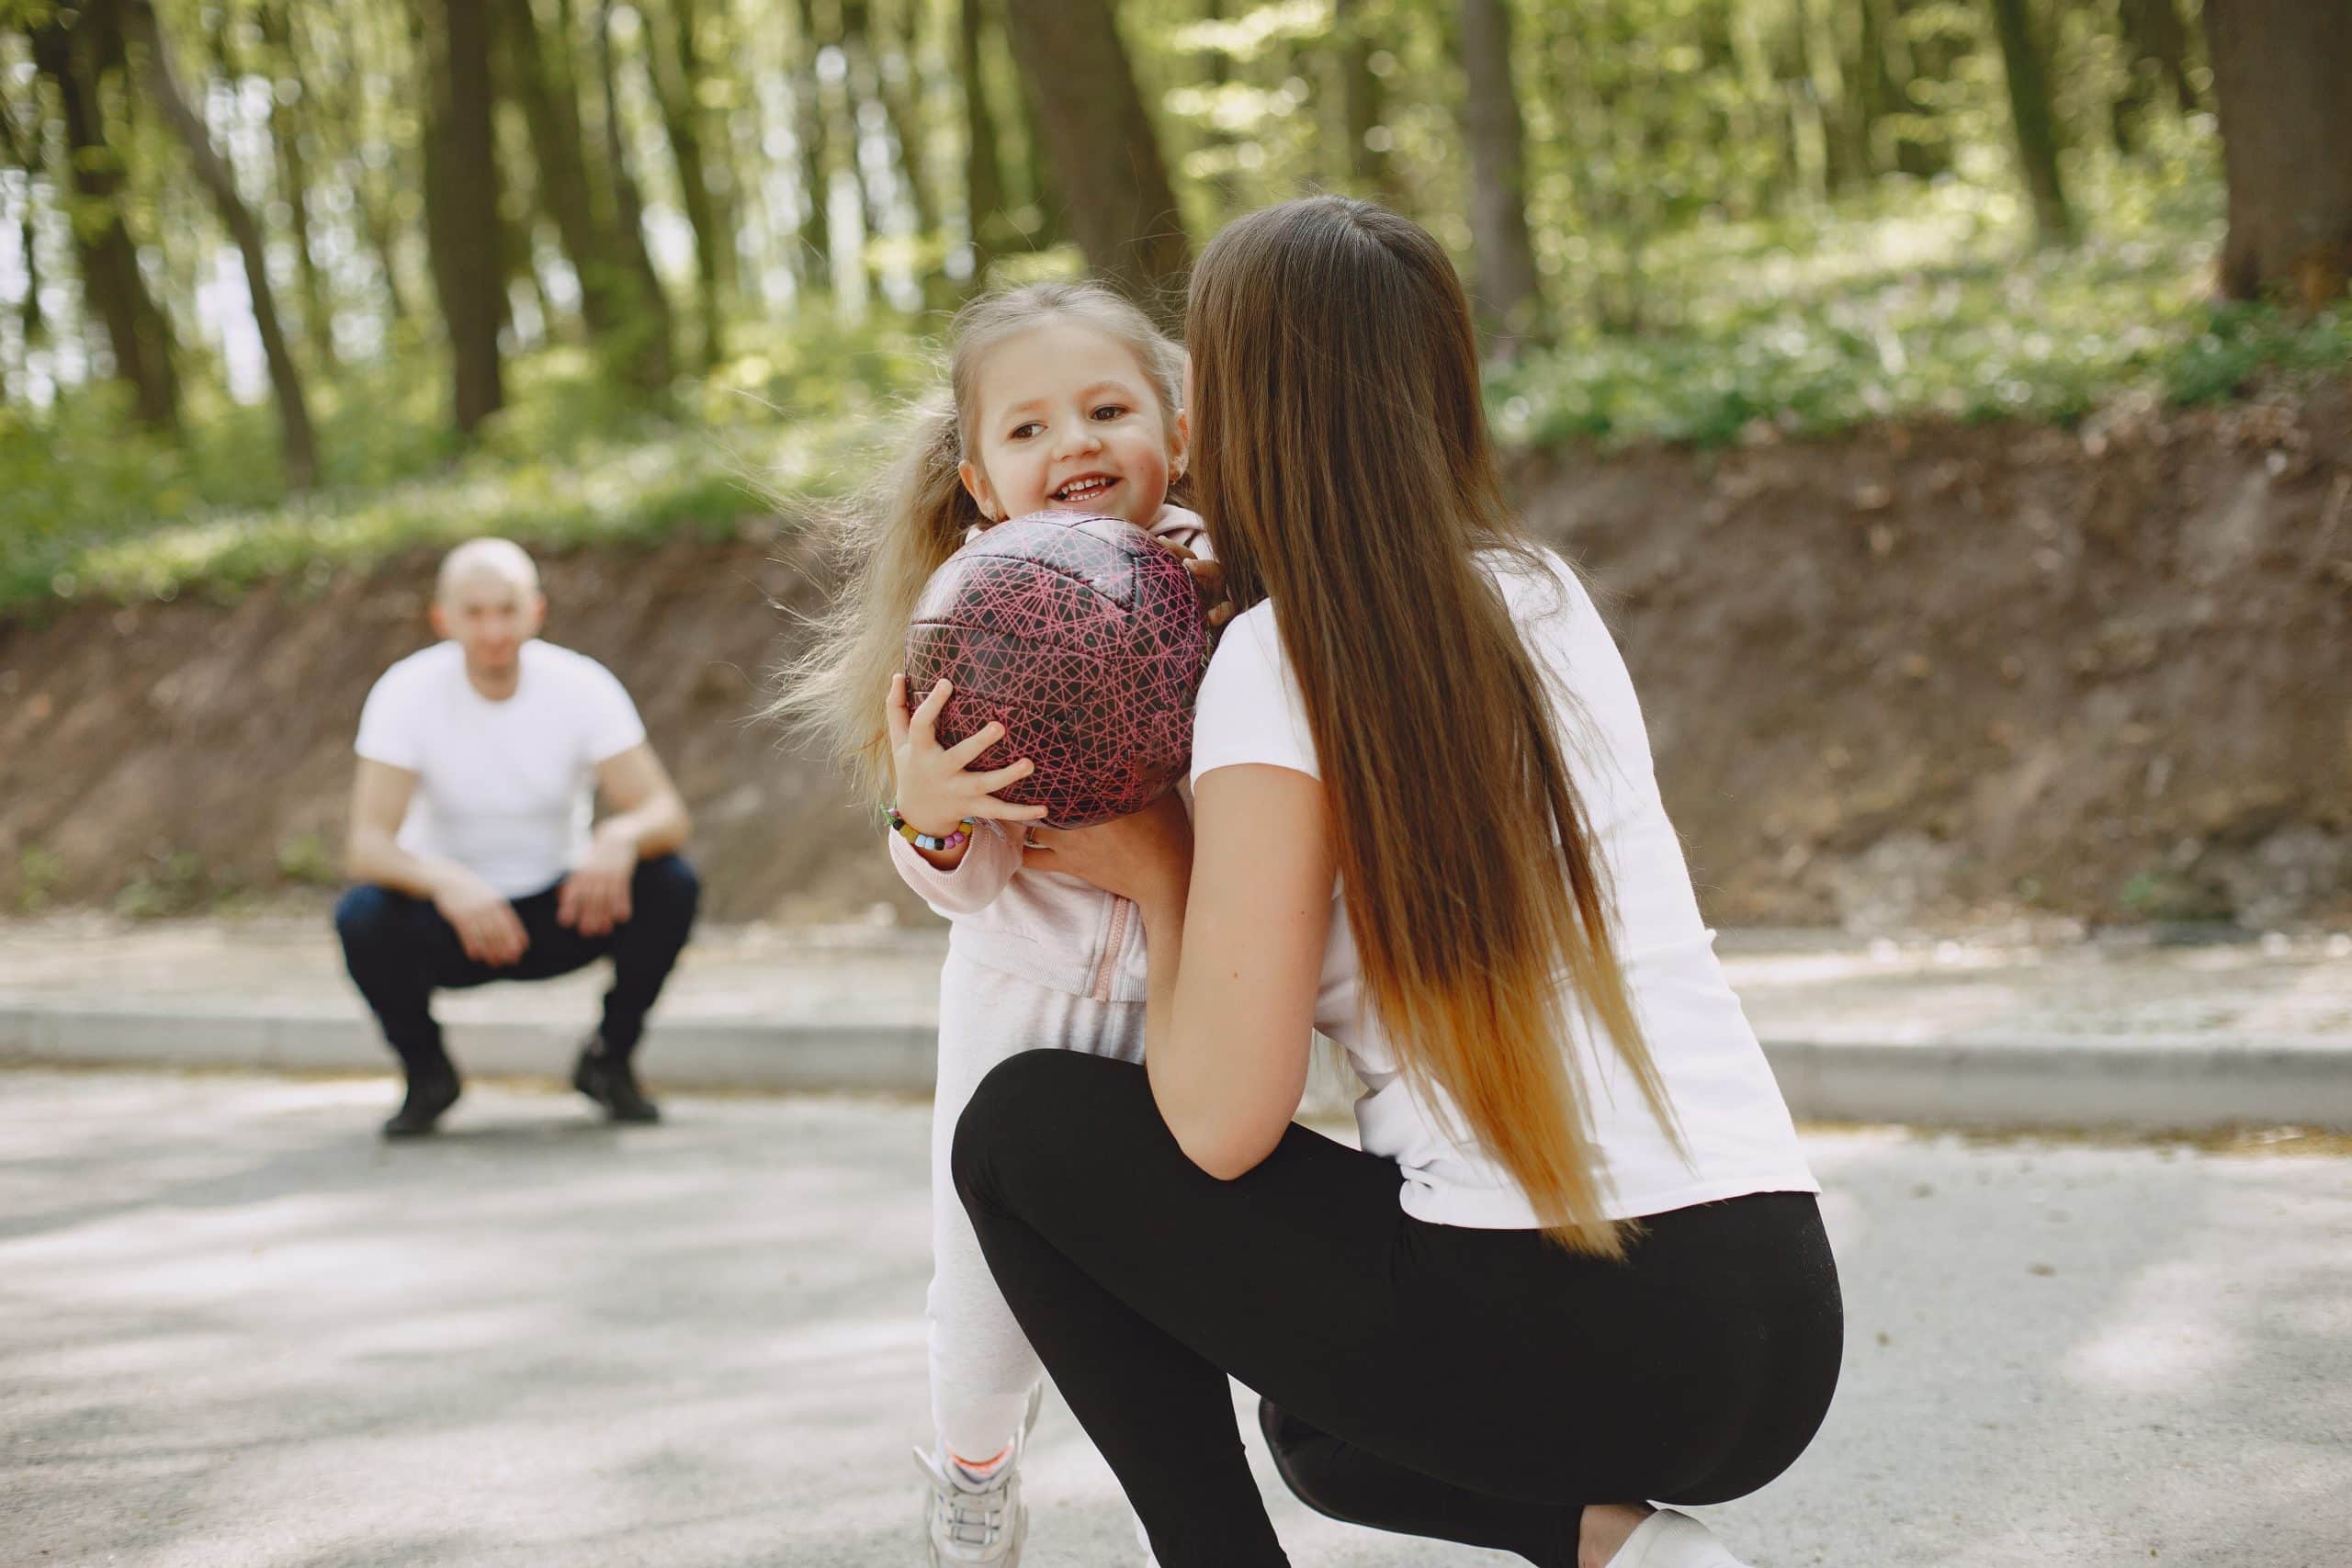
1187 197 1680 1258
772 281 1186 797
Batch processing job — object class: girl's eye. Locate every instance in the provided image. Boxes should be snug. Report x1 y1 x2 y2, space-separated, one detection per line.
1091 404 1127 421
1009 421 1043 440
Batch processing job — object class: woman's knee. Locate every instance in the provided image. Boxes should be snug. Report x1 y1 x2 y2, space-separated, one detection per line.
949 1050 1137 1217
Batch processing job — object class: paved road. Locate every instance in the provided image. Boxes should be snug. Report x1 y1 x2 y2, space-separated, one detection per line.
3 1068 2346 1567
9 916 2351 1043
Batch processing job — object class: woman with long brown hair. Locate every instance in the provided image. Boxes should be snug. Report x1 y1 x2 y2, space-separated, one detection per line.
951 197 1842 1568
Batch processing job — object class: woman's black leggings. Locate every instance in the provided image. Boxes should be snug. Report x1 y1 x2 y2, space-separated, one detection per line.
953 1050 1843 1568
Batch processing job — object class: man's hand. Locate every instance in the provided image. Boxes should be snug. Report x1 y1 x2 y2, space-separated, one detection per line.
433 868 530 967
558 829 638 938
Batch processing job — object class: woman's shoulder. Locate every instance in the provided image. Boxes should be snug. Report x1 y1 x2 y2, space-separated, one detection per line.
1193 600 1316 779
1203 600 1288 693
1479 539 1590 609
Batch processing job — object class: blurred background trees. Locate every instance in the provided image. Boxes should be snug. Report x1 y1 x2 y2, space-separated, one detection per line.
1 0 2346 606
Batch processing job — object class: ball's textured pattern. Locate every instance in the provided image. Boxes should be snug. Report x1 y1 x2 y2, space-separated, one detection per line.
906 511 1211 829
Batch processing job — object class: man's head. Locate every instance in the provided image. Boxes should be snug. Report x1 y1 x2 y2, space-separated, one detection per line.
431 538 545 681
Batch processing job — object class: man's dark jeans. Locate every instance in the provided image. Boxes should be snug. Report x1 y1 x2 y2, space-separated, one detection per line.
334 854 700 1080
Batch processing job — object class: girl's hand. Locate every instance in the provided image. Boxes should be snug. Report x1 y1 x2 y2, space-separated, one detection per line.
887 675 1050 836
1023 790 1194 905
1155 538 1234 630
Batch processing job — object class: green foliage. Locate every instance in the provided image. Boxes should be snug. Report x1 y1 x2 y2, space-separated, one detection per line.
273 830 340 889
16 841 65 913
2119 866 2233 922
1 315 932 612
2 3 2334 613
1487 160 2352 449
110 847 220 919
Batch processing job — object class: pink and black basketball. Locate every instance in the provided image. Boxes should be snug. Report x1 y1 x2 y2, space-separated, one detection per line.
906 510 1211 829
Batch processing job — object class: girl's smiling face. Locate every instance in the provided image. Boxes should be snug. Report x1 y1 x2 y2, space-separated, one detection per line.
960 321 1187 530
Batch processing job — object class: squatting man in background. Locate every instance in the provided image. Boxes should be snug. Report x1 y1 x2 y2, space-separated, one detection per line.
334 537 699 1137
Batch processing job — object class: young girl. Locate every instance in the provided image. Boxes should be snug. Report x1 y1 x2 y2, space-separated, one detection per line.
950 201 1840 1568
776 280 1213 1567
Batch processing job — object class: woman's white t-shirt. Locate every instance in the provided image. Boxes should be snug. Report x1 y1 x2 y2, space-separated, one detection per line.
354 639 647 898
1188 547 1818 1228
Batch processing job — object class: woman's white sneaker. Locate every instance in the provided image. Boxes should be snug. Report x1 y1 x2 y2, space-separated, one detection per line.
1609 1507 1755 1568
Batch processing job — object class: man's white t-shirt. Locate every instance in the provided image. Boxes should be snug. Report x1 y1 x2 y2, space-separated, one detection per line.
355 639 647 897
1188 546 1819 1228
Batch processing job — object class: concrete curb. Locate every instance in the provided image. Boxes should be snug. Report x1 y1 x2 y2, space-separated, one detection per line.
1758 1035 2352 1132
0 1007 938 1097
5 1005 2349 1132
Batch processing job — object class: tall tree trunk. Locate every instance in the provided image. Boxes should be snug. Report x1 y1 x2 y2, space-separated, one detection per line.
888 0 955 306
1987 0 2076 247
348 0 415 330
840 0 938 300
1334 0 1397 206
595 0 674 386
1454 0 1545 353
1794 0 1861 191
498 0 619 336
957 0 1008 279
2121 0 2199 116
501 0 668 388
1195 0 1244 219
789 0 836 298
647 0 727 367
258 0 337 371
411 0 503 434
2206 0 2352 308
121 0 317 480
849 0 940 239
30 13 180 429
0 85 48 348
1014 73 1062 249
998 0 1188 316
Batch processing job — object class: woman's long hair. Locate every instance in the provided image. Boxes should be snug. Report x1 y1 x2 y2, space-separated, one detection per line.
770 281 1186 799
1187 197 1679 1257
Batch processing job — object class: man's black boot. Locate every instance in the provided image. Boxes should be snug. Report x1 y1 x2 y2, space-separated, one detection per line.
572 1034 661 1123
381 1065 461 1138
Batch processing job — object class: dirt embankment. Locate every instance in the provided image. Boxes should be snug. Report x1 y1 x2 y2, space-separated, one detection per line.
5 382 2348 931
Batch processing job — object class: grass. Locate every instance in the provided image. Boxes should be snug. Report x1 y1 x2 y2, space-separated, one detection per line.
5 140 2347 616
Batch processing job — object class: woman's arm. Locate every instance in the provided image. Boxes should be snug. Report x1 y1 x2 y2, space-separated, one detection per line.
1030 765 1334 1179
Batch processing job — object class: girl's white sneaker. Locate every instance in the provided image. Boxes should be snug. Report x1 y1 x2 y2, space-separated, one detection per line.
1609 1507 1756 1568
916 1384 1045 1566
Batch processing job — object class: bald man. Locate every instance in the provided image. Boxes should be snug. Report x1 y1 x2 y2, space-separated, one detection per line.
334 538 698 1137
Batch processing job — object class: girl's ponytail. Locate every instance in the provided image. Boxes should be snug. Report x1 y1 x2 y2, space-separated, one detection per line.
767 398 985 798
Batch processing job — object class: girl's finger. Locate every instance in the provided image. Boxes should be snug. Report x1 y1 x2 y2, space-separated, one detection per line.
942 720 1009 770
1209 604 1234 627
967 757 1035 793
885 673 912 746
910 677 953 742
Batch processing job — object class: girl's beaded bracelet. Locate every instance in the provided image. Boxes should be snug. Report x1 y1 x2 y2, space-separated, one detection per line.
887 807 976 853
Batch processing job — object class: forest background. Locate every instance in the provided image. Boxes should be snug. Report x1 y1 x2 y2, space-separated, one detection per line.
1 0 2346 931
